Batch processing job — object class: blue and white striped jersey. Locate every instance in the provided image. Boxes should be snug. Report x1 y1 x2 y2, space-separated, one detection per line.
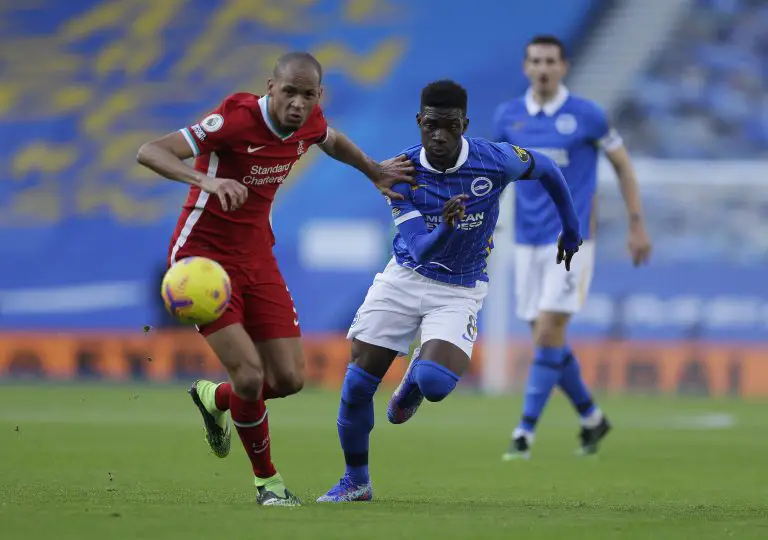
388 137 532 287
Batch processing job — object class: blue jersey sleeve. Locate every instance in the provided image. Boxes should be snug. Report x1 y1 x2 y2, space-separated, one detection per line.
387 182 420 225
521 149 580 235
386 183 455 264
496 142 535 186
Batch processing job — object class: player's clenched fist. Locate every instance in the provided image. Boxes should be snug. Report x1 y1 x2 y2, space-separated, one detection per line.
443 194 468 228
200 177 248 212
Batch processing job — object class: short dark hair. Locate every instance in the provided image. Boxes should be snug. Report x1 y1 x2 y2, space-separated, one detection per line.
273 51 323 82
421 80 468 113
527 35 567 60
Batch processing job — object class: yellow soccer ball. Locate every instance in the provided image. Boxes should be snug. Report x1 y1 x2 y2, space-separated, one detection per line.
161 257 231 325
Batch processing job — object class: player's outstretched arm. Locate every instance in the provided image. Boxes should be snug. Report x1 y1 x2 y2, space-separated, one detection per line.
319 128 416 200
520 149 582 270
605 145 652 266
137 132 248 212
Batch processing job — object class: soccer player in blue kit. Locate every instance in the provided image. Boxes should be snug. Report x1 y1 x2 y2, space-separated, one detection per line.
493 36 652 460
317 80 583 503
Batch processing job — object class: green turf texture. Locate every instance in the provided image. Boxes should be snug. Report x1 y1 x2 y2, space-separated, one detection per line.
1 385 767 539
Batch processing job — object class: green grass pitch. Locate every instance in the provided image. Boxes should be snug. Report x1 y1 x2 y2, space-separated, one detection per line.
1 385 767 539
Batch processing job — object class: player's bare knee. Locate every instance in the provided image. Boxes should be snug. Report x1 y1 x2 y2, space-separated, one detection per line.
231 364 264 401
257 337 305 397
273 370 304 397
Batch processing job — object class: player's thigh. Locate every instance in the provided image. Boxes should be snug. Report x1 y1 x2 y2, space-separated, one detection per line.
347 260 422 358
196 269 264 390
514 243 545 322
350 338 399 379
538 240 595 317
419 281 488 375
204 323 264 400
241 262 305 392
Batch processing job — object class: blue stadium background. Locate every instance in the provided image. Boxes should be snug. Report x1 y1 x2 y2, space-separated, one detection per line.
2 0 767 345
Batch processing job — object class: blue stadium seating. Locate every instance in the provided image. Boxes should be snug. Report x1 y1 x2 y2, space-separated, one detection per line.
617 0 768 158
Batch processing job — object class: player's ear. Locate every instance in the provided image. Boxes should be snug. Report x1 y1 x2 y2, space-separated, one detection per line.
318 85 324 100
416 112 422 126
266 78 274 97
462 117 470 134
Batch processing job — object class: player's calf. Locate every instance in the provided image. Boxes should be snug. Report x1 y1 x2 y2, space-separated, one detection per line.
558 345 610 455
319 340 395 502
205 324 300 504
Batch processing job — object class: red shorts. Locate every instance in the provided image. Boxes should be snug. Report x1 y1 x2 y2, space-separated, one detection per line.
173 252 301 342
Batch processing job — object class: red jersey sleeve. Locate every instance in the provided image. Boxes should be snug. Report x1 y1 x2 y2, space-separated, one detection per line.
180 94 253 156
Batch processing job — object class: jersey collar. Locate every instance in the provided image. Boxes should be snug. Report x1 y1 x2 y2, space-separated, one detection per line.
525 84 569 116
258 95 295 141
419 137 469 174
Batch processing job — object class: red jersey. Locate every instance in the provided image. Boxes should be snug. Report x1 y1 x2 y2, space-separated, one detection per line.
169 92 328 264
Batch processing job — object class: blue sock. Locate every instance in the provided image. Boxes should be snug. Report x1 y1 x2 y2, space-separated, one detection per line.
558 346 596 418
337 363 381 484
414 360 459 402
520 347 564 432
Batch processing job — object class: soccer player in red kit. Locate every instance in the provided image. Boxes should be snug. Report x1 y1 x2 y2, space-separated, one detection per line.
137 52 414 506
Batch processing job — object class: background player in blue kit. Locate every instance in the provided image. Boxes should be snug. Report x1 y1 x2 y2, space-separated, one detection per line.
493 36 653 460
317 80 583 503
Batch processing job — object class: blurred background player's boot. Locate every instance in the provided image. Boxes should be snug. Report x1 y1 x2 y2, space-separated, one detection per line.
578 414 612 456
188 380 231 458
502 428 533 461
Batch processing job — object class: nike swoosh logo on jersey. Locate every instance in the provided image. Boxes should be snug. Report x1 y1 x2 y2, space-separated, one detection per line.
247 145 266 153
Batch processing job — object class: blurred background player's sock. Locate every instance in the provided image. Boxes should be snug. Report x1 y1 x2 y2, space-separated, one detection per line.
229 393 278 482
558 346 602 427
337 364 380 485
519 347 564 432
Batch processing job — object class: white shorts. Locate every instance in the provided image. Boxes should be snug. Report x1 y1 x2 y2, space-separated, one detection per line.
347 258 488 358
514 241 595 322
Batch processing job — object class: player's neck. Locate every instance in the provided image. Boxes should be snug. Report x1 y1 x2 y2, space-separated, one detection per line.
532 89 558 106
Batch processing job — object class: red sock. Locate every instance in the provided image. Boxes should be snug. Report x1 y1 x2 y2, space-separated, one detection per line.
217 382 279 407
229 393 277 479
214 382 232 411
